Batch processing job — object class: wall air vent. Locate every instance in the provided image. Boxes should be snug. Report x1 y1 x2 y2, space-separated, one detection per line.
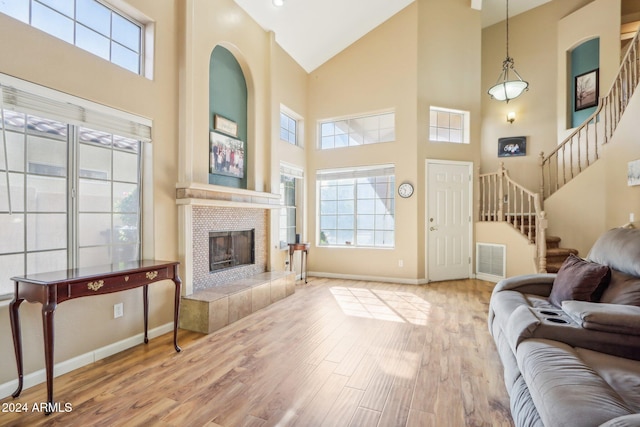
476 243 506 282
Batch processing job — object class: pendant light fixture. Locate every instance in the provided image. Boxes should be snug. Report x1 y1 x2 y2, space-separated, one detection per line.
488 0 529 102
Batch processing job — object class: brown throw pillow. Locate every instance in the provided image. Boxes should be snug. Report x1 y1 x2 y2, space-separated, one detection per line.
549 254 611 308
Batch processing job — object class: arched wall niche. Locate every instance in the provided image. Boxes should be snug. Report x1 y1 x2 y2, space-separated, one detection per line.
209 43 254 189
568 37 600 128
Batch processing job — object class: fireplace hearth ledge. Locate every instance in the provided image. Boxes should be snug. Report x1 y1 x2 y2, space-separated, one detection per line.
176 182 280 209
179 271 295 334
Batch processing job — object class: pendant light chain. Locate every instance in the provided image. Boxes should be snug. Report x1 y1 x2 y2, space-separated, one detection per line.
505 0 510 60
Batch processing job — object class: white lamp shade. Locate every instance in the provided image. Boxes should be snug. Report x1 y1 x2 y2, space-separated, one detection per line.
488 80 529 102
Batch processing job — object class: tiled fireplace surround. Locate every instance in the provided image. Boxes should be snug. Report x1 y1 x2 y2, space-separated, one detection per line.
176 183 295 334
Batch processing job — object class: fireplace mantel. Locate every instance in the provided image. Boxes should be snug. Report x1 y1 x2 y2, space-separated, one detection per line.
176 182 280 209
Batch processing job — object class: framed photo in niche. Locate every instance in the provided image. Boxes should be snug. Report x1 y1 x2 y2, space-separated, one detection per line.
498 136 526 157
575 69 599 111
210 131 244 178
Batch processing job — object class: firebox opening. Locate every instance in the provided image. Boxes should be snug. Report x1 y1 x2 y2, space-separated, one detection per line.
209 229 255 273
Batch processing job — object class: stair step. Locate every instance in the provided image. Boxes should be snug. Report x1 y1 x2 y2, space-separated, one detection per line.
544 247 579 273
546 247 578 258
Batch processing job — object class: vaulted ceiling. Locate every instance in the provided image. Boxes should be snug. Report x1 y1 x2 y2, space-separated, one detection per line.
233 0 552 73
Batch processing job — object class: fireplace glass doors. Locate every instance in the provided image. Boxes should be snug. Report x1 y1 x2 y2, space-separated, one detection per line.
209 229 255 272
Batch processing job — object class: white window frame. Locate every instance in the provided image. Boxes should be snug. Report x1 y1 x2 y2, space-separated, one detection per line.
0 0 154 78
279 163 303 247
317 164 395 248
429 106 470 144
319 110 395 150
279 104 303 147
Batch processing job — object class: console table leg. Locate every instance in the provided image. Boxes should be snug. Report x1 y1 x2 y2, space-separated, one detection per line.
173 268 182 353
42 303 55 416
9 296 24 398
143 284 149 344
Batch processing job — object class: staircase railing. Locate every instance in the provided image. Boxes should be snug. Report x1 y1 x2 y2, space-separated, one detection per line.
479 163 548 272
540 27 640 199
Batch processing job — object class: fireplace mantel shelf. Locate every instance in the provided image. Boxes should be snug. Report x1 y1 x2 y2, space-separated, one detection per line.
175 182 281 209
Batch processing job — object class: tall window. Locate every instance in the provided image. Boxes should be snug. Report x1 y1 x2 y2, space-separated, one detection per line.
317 165 395 248
279 176 296 244
279 164 303 246
429 106 470 144
319 111 395 150
0 77 150 300
0 0 144 75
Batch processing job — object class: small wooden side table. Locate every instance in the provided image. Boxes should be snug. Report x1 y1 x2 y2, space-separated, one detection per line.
288 243 310 283
9 260 182 415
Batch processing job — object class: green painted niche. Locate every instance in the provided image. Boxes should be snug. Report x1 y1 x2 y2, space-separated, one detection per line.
570 38 599 128
209 45 248 188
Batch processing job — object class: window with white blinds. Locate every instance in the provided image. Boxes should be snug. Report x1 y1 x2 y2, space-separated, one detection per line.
0 75 151 300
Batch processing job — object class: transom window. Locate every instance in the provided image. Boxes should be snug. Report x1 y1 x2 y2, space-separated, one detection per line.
319 111 395 150
429 106 470 144
0 0 144 74
317 165 395 248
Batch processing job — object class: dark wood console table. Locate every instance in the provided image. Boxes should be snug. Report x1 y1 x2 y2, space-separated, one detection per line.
9 260 182 415
288 242 310 283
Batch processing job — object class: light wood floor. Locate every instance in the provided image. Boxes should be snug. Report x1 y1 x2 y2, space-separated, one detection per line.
0 277 514 427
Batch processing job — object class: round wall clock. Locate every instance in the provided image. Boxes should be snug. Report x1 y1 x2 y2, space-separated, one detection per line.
398 182 414 198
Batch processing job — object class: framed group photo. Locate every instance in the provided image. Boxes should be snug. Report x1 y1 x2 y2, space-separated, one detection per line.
210 131 245 178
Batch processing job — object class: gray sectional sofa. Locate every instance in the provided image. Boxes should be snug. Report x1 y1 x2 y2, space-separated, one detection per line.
488 227 640 427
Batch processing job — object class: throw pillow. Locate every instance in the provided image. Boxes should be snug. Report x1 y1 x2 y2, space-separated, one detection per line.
549 254 611 308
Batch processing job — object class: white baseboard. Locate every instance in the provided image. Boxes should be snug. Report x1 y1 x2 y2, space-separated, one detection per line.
475 272 503 283
0 322 174 400
308 271 429 285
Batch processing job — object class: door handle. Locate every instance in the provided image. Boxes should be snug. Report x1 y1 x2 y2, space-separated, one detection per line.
429 227 438 231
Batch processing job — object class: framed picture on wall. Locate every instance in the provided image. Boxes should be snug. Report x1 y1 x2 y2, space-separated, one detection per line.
575 69 599 111
213 114 238 137
628 159 640 186
210 131 244 178
498 136 526 157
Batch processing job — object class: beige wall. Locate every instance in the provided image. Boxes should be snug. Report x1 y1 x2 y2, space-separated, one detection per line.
417 0 482 280
306 3 420 281
271 41 309 273
0 0 180 385
481 0 594 192
476 222 537 278
0 0 314 390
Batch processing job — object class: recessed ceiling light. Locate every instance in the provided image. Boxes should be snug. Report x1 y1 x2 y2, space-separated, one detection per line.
273 0 285 7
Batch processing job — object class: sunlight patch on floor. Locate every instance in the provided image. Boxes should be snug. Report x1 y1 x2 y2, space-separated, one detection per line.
329 287 431 325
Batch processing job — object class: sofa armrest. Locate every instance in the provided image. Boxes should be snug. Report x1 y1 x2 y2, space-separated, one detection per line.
562 301 640 336
492 273 557 297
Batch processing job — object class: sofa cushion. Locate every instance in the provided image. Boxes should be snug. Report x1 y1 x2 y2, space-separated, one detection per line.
562 300 640 336
549 254 611 308
587 227 640 277
516 339 634 427
600 270 640 307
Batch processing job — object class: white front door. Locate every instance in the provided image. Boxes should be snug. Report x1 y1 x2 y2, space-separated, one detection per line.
426 161 472 282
